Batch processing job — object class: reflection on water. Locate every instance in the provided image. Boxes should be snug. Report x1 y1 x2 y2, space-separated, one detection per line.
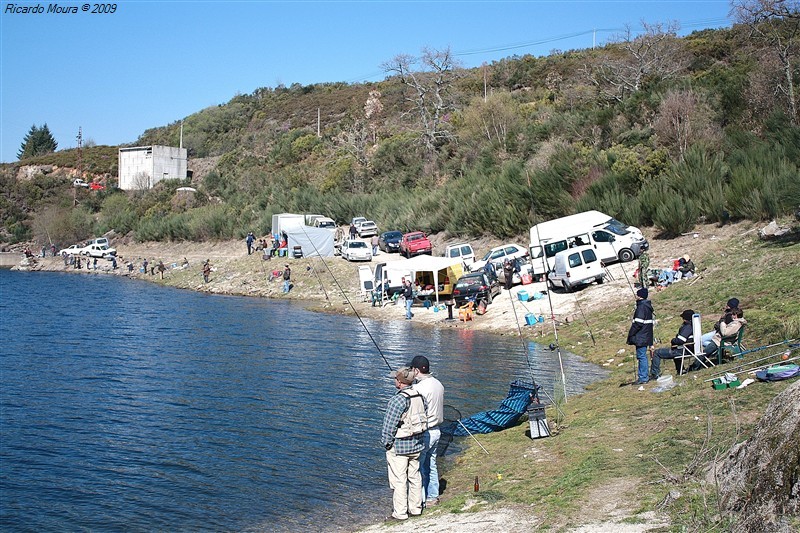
0 270 606 531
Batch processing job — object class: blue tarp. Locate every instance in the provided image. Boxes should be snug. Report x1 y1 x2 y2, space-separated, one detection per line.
451 380 537 436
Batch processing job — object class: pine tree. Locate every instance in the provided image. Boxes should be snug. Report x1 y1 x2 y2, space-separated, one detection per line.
18 123 58 160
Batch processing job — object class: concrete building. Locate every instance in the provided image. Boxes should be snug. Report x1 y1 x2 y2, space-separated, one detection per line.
118 145 187 190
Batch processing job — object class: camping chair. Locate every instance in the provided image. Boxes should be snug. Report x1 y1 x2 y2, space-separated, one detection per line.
719 325 746 362
459 301 475 322
674 344 713 374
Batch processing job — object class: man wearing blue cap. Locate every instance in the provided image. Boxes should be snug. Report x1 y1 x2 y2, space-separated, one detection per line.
627 287 654 384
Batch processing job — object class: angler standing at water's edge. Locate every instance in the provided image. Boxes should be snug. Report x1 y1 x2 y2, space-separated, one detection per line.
627 287 654 385
409 355 444 508
381 367 427 521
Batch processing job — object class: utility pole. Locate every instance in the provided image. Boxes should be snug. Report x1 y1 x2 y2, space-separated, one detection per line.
483 63 487 102
317 108 321 138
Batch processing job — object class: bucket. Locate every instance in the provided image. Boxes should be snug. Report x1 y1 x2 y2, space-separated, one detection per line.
518 290 529 302
525 313 537 326
521 274 533 285
537 315 545 323
527 403 550 439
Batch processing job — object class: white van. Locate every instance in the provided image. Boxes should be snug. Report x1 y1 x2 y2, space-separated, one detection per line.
547 246 605 292
529 211 648 273
373 261 412 298
444 243 475 265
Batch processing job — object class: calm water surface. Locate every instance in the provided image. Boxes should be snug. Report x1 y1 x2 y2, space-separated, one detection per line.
0 269 606 531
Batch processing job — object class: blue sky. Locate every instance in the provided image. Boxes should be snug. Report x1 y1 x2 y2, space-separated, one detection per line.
0 1 733 163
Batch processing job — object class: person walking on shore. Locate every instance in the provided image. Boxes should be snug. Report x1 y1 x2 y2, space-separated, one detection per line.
381 366 426 521
157 260 166 280
282 264 291 293
202 259 211 283
246 232 255 255
402 278 414 320
409 356 444 508
627 287 654 384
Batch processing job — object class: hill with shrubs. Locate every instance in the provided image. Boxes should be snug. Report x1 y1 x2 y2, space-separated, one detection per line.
2 17 799 247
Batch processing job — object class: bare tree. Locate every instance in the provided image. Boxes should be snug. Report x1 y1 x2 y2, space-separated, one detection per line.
459 92 521 155
731 0 800 124
653 89 720 159
364 90 384 144
381 47 462 152
584 22 690 102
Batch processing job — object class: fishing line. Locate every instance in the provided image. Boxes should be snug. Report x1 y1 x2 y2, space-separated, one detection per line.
533 223 568 404
298 224 393 370
508 287 567 418
609 240 637 297
573 295 596 346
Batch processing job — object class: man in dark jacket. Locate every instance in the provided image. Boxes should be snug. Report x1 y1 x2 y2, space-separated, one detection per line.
650 309 694 379
627 287 654 384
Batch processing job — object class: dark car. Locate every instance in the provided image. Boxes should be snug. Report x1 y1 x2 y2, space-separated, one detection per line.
452 272 501 307
378 231 403 253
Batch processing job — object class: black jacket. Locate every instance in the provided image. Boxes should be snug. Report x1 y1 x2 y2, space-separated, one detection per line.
627 299 654 347
670 321 694 349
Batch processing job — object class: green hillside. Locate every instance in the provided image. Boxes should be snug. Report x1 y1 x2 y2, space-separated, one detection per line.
2 20 800 246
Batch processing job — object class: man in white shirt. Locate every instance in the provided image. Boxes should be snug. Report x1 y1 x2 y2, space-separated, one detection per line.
409 355 445 507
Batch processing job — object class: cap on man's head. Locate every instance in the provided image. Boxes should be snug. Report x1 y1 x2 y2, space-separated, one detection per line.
727 298 740 309
409 355 430 373
683 254 690 261
680 309 695 322
389 366 415 385
636 287 648 300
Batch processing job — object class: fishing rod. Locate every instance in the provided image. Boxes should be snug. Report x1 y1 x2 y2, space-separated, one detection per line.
572 294 596 346
297 224 393 371
533 223 568 404
508 290 568 420
609 240 638 297
702 340 798 382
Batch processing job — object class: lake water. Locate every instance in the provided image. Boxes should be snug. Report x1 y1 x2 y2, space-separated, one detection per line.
0 269 606 531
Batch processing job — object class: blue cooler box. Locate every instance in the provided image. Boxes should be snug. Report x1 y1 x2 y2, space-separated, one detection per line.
518 290 530 302
525 313 537 326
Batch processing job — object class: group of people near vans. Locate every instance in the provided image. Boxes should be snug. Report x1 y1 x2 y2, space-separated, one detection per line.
380 356 444 521
627 291 747 384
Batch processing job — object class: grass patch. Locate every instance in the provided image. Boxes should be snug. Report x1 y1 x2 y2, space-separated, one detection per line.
436 222 800 529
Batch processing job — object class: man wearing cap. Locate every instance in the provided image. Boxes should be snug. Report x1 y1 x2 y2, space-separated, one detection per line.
700 298 740 348
650 309 695 379
409 356 444 507
627 287 654 384
380 366 427 521
282 264 291 293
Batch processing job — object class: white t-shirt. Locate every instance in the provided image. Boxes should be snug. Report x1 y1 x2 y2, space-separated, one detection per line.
414 373 444 427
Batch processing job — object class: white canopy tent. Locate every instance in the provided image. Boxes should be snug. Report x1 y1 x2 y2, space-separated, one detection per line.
383 255 464 303
284 226 335 257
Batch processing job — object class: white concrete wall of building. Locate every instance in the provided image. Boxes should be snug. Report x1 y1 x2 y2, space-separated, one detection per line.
118 146 187 190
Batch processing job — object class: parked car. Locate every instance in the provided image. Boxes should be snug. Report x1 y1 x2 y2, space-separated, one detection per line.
399 231 432 258
341 239 372 262
83 244 117 259
350 217 367 229
89 182 105 190
313 217 337 229
378 231 403 253
357 221 379 238
444 243 475 265
58 244 83 256
547 245 605 292
470 243 529 274
73 178 89 188
452 272 501 306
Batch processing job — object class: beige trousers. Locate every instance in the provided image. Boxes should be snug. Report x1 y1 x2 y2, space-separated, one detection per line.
386 448 422 519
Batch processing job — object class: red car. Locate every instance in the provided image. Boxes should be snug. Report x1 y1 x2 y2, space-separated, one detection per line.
399 231 432 258
89 182 105 190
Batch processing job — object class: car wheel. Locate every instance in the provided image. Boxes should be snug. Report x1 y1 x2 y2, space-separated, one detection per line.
562 280 572 293
596 275 604 285
618 248 635 262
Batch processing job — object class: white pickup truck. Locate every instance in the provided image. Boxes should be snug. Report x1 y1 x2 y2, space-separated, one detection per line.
82 243 117 259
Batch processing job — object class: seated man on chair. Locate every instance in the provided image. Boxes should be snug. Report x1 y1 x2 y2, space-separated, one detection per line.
651 309 695 379
692 307 747 370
